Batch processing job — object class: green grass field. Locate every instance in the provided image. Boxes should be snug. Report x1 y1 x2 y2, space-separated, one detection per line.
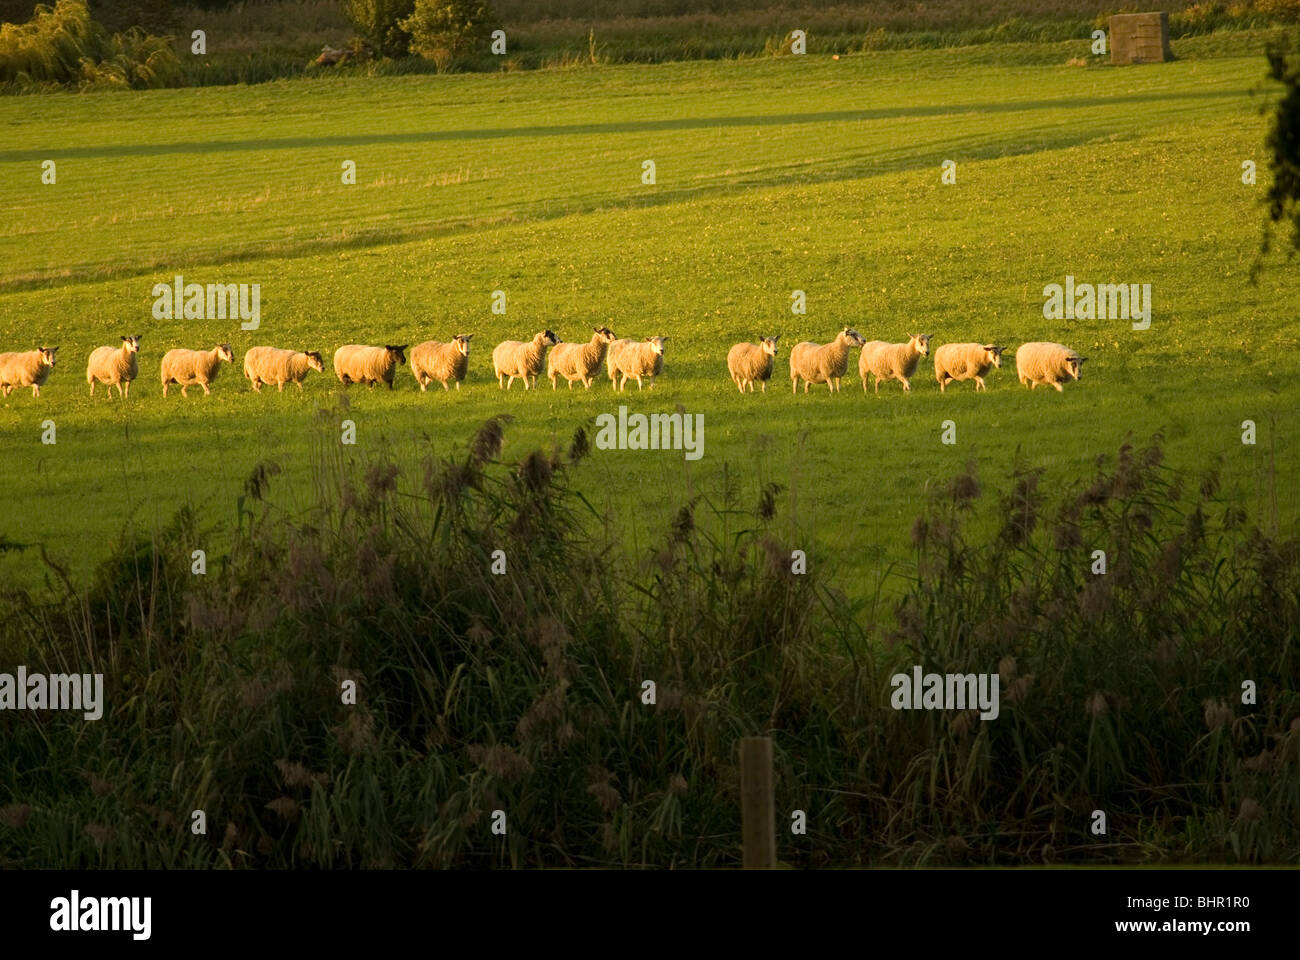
2 35 1297 591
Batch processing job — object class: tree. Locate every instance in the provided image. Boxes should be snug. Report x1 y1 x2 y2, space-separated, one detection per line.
400 0 496 64
1262 31 1300 265
342 0 415 59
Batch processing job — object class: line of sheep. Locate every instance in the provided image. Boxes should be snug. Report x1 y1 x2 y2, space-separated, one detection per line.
0 329 1086 399
741 329 1086 393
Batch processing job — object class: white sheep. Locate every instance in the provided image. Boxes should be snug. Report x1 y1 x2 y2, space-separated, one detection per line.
606 336 668 391
161 343 235 397
243 347 325 392
726 336 780 393
410 335 472 391
0 346 58 397
86 335 141 398
933 343 1006 392
548 327 616 389
334 344 408 389
859 334 932 393
1016 342 1087 392
492 330 558 390
789 327 865 393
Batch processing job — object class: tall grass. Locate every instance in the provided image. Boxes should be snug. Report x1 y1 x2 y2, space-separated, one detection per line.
0 411 1295 868
0 0 180 89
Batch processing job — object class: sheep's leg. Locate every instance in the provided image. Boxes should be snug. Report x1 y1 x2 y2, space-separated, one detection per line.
873 376 880 394
974 377 984 391
902 379 910 393
89 381 95 397
163 382 169 397
1053 381 1063 392
202 382 211 396
791 378 797 395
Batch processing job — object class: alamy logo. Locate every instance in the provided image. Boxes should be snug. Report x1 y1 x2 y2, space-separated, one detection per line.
0 667 103 720
50 891 151 940
890 666 1000 720
1043 275 1151 330
594 406 704 461
152 274 261 330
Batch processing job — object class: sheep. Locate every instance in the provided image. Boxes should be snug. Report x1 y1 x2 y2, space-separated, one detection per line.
934 343 1006 392
726 336 780 393
548 327 616 389
1016 342 1088 392
606 336 668 391
410 335 473 391
86 335 141 398
859 334 932 393
333 344 408 389
492 330 558 390
243 347 325 392
0 346 58 397
161 343 235 397
789 327 866 393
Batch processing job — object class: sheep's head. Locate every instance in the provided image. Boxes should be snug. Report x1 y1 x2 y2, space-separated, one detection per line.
539 330 559 347
121 336 141 353
1068 356 1087 380
983 345 1006 368
386 345 409 365
645 336 668 355
39 346 58 366
217 343 235 363
761 336 780 357
843 328 866 347
595 326 616 343
304 351 325 372
909 334 932 356
454 335 472 356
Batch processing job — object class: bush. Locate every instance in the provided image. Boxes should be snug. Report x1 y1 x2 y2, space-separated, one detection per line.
400 0 495 65
341 0 414 59
1258 0 1300 23
0 0 179 89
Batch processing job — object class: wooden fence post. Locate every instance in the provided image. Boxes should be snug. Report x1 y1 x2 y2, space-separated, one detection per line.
740 736 776 869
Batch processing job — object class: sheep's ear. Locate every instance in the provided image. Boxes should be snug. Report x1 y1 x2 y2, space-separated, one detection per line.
1077 357 1089 364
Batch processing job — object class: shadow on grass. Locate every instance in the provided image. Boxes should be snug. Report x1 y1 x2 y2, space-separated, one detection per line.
0 88 1250 164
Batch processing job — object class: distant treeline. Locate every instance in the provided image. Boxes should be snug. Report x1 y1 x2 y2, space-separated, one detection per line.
2 0 1298 91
